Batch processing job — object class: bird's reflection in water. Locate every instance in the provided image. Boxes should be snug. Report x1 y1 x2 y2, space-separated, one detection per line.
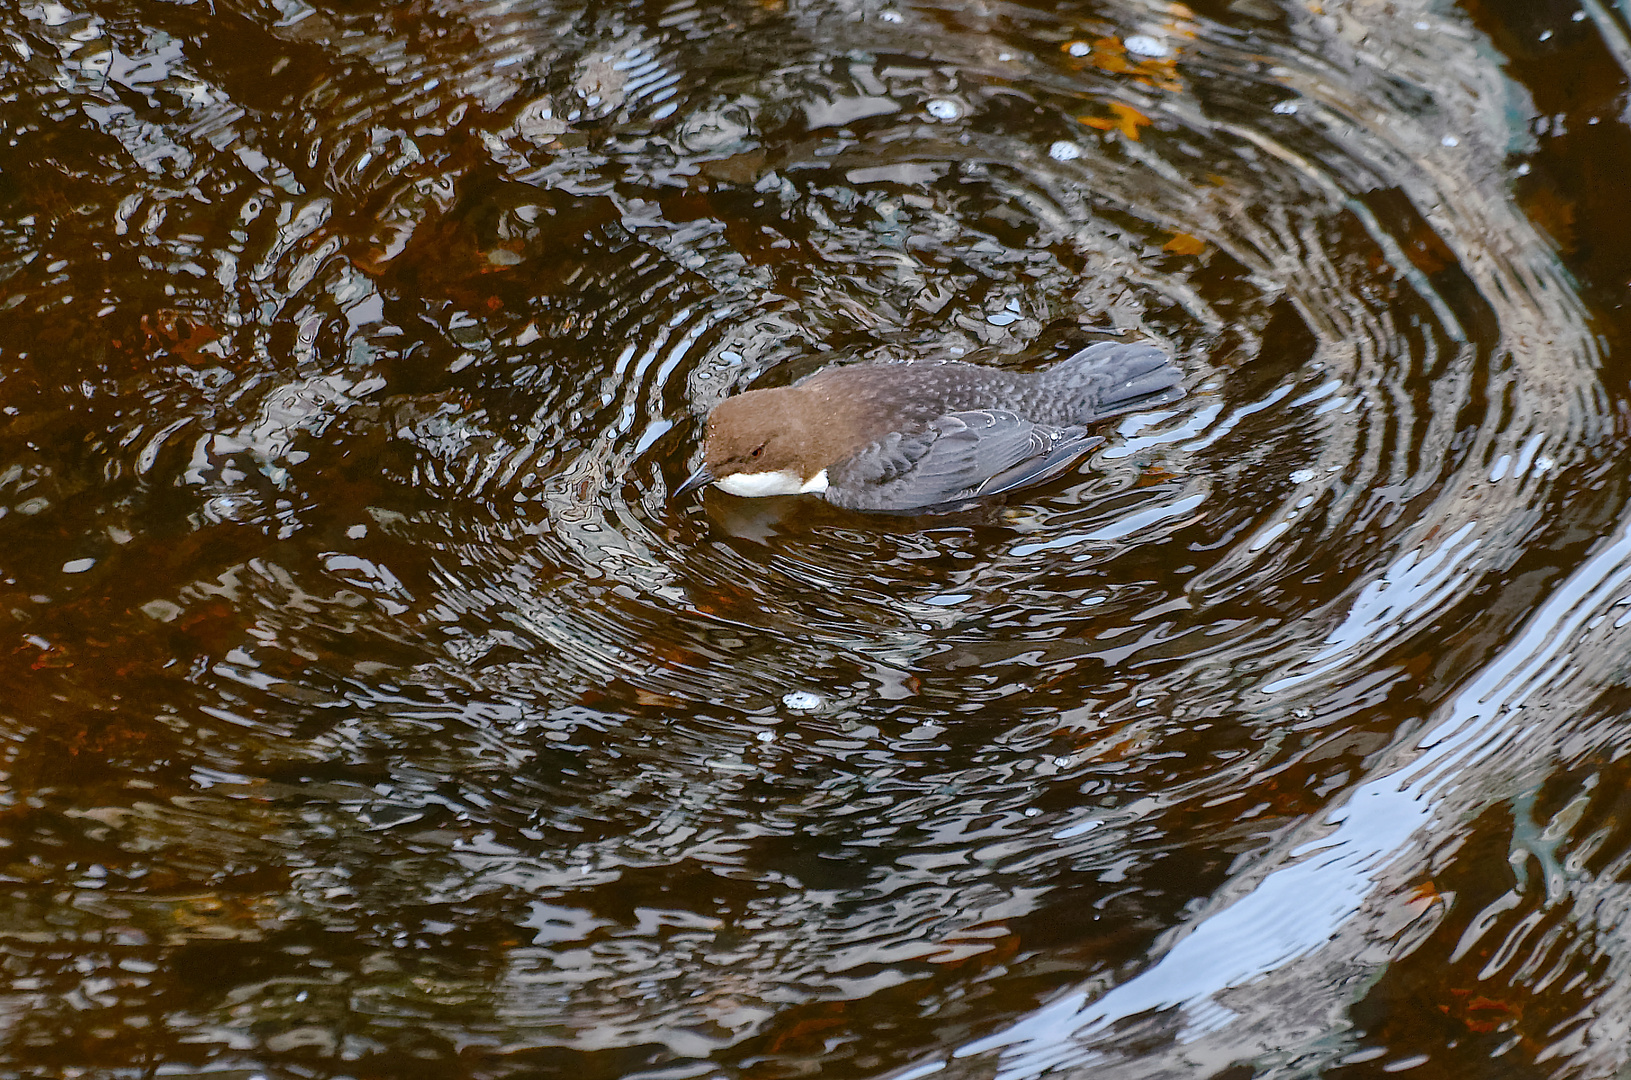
699 488 1012 544
703 491 813 544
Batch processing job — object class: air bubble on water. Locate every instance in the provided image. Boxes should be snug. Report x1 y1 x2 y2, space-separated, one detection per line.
1049 141 1082 161
783 691 822 711
1124 34 1168 57
1290 468 1316 483
926 99 962 120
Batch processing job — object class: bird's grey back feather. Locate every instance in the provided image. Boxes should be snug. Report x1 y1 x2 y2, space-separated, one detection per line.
794 341 1184 431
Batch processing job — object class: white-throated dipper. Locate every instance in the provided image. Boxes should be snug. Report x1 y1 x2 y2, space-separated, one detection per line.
675 341 1184 513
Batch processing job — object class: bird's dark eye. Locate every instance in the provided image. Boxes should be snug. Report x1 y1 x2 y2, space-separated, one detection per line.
750 444 765 458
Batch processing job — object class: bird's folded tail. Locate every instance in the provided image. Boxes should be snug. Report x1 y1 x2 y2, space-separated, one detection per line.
1047 342 1186 423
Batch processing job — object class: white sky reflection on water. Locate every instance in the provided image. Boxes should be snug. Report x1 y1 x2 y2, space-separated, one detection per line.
947 513 1631 1078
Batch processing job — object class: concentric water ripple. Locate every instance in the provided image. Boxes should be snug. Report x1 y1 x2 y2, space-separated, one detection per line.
1 0 1628 1075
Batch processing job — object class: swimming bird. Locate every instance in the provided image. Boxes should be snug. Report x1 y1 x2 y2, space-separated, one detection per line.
675 341 1184 513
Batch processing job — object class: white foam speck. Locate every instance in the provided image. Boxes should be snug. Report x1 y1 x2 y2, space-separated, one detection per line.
1124 34 1168 57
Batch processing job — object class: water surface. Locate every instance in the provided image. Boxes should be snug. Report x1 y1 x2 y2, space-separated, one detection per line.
2 0 1631 1076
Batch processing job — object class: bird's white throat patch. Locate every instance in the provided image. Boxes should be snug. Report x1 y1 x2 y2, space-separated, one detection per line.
715 469 829 498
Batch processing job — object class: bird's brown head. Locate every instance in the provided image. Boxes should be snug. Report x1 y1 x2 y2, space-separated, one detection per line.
706 386 822 478
676 386 831 499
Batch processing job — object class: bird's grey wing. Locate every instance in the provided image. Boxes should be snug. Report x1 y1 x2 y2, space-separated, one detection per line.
829 411 1099 513
973 427 1105 498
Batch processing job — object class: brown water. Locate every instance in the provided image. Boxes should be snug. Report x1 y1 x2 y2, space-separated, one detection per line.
2 0 1630 1076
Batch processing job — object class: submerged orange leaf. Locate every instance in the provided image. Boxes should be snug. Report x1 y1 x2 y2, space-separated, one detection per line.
1062 33 1185 91
1164 232 1207 255
1080 102 1152 140
1462 995 1520 1033
1408 879 1442 903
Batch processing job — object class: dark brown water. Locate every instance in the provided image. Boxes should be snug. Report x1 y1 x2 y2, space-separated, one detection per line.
3 0 1631 1076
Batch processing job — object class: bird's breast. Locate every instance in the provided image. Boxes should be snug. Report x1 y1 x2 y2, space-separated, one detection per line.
715 469 830 498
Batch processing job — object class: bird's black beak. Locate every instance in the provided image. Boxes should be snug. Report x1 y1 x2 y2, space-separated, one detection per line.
674 463 714 499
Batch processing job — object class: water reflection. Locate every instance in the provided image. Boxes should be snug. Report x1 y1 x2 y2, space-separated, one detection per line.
956 508 1631 1076
1 0 1629 1075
